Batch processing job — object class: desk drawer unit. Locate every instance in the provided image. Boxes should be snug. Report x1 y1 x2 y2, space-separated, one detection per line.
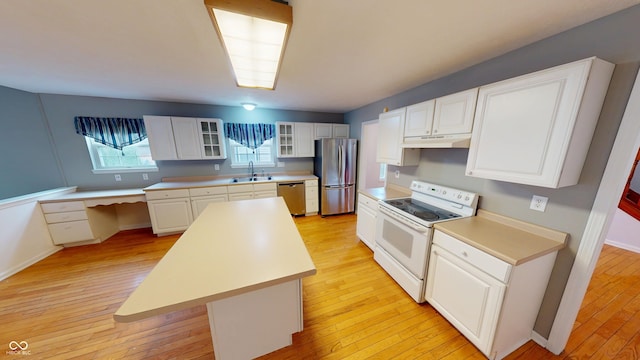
41 201 94 245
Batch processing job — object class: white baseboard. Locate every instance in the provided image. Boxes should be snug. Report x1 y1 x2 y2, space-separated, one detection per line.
0 247 62 281
604 239 640 254
531 330 548 349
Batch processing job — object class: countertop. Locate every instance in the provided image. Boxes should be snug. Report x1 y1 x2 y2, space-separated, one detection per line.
434 209 568 266
144 174 318 191
113 197 317 323
38 187 146 204
358 184 411 201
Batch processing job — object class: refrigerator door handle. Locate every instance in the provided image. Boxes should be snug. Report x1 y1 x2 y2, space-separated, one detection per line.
338 145 343 184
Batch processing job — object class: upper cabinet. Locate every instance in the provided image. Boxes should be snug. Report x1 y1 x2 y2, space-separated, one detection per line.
403 89 478 147
314 123 350 139
276 122 315 158
376 108 420 166
143 116 227 161
466 57 614 188
144 115 178 160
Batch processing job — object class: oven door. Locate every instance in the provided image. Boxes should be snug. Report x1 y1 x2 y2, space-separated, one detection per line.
375 206 432 279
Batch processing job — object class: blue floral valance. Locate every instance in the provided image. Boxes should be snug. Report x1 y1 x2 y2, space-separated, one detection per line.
74 116 147 150
224 123 275 150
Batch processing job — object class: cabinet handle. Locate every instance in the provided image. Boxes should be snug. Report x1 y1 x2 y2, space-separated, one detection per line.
461 251 468 257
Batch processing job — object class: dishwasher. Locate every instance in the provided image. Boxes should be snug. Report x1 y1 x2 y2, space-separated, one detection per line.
277 182 306 216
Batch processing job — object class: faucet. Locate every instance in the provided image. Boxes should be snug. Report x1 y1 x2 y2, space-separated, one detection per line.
248 161 255 181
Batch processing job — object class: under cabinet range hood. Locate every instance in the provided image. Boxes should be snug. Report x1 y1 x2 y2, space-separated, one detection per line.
401 134 472 148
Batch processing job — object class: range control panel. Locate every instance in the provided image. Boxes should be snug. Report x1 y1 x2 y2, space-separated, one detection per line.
410 180 478 207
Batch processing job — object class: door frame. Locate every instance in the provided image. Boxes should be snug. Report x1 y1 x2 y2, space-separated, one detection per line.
547 70 640 353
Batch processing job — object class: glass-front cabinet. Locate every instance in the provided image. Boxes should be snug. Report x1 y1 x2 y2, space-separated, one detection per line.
277 122 295 157
199 118 226 159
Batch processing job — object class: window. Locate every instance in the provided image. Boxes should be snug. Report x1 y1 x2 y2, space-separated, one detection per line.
228 138 275 168
85 138 157 173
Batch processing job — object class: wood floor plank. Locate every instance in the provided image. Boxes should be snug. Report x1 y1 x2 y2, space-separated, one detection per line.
2 217 640 359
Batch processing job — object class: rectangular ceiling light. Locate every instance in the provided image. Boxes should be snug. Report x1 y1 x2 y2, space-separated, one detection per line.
204 0 293 90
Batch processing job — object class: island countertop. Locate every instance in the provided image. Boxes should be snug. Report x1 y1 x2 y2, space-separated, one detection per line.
114 197 317 322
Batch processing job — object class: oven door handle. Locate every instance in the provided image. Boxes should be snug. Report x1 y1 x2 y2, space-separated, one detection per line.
379 206 429 233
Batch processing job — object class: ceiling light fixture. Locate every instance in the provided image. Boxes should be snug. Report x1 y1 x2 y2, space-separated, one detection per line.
204 0 293 90
242 102 256 111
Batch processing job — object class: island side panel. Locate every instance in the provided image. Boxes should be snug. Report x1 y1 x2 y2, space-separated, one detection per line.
206 279 302 359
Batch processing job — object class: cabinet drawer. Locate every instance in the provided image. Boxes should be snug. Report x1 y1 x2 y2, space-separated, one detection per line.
358 194 378 209
45 211 88 224
41 201 85 213
228 184 254 194
145 189 190 200
433 230 512 283
48 220 94 244
189 186 227 197
253 183 277 192
305 179 318 187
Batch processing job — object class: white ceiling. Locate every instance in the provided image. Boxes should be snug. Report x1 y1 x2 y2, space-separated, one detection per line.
1 0 639 113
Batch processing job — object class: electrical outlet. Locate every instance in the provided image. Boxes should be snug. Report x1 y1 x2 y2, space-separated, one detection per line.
214 164 220 171
277 161 285 168
394 170 400 179
142 173 148 180
530 195 548 212
114 174 122 182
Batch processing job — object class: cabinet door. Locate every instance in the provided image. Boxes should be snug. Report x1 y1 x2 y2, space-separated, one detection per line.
171 117 202 159
376 109 419 166
426 244 505 356
143 115 178 160
433 88 478 135
466 58 613 188
294 123 315 157
355 196 377 249
314 123 332 139
191 194 228 219
147 198 193 234
332 124 350 138
199 118 227 159
404 100 435 138
276 122 295 158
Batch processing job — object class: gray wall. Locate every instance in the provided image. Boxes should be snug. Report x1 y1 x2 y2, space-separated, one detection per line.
0 87 66 199
345 5 640 338
0 92 343 199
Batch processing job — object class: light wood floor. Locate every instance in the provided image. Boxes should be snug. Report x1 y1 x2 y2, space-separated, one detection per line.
1 214 639 359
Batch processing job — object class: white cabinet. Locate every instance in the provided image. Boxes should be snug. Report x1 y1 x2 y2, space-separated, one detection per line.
426 229 559 360
466 57 614 188
143 116 227 161
314 123 350 139
355 194 377 249
41 201 94 245
276 122 314 158
305 179 318 215
143 115 178 160
404 100 435 138
228 183 277 201
432 88 478 136
190 186 228 219
376 108 420 166
146 189 193 235
172 117 203 160
198 118 226 159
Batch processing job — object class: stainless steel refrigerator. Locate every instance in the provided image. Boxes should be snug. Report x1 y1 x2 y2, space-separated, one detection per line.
314 138 357 215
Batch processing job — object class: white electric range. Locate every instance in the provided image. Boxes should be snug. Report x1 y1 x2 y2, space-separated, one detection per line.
374 180 478 302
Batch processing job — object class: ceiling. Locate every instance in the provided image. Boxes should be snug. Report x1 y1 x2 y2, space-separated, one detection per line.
1 0 639 113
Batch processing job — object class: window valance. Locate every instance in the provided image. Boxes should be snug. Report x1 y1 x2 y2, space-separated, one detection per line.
74 116 147 150
224 123 275 150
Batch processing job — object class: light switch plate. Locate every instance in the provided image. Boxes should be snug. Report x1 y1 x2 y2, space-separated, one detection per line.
214 164 220 171
114 174 121 182
530 195 548 212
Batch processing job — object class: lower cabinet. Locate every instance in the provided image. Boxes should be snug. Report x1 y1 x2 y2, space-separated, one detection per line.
41 200 119 245
305 179 318 215
146 189 193 235
355 194 377 250
426 230 558 360
190 186 228 219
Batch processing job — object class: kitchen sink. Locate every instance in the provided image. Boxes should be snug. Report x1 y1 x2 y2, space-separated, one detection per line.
231 176 273 183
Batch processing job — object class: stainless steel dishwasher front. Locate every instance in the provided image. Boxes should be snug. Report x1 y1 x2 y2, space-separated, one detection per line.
277 182 306 216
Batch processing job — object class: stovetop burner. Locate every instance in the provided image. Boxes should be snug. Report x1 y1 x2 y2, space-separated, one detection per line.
382 197 461 223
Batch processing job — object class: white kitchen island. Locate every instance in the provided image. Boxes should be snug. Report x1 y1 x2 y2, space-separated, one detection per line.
114 197 316 359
